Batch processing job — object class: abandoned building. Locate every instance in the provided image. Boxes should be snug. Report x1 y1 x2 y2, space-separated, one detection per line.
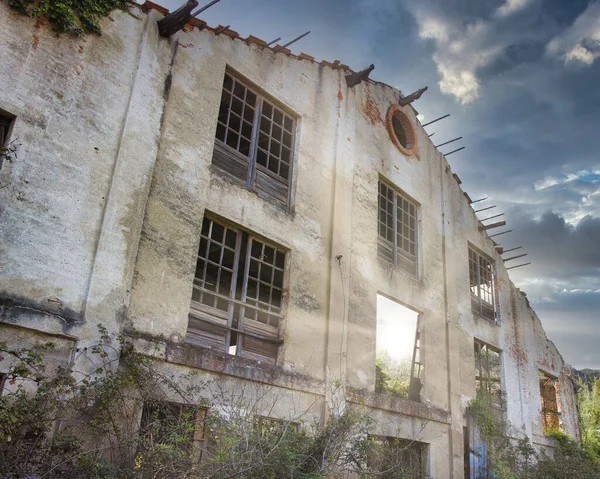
0 2 581 477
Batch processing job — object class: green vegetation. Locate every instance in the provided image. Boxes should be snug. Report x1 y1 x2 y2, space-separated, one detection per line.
469 390 600 479
7 0 131 36
375 350 412 398
579 377 600 458
0 332 427 478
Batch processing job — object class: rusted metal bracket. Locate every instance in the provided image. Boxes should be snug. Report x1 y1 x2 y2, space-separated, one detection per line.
479 221 506 232
398 86 428 106
158 0 199 37
345 64 375 87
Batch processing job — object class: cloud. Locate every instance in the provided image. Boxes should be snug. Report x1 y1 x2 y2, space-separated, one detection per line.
495 0 533 18
547 2 600 65
534 169 600 191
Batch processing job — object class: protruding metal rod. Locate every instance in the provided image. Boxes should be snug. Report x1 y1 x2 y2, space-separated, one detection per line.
474 205 496 213
506 262 531 271
502 246 522 254
443 146 465 156
479 221 506 232
435 136 463 148
480 213 505 222
471 197 488 204
266 37 281 47
214 24 230 35
422 114 450 127
274 31 311 51
503 253 528 262
489 230 513 238
428 132 435 138
191 0 221 17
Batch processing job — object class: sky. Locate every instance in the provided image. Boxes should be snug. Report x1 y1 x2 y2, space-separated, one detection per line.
157 0 600 369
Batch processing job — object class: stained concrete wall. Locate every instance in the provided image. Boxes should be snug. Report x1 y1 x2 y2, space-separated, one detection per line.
0 3 580 477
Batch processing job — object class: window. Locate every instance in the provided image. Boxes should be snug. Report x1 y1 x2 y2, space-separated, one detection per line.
212 71 296 207
375 294 422 402
539 371 560 433
367 436 426 479
469 247 496 321
0 111 15 170
139 401 206 457
187 216 286 364
474 340 502 408
0 372 6 396
386 105 418 157
378 180 418 275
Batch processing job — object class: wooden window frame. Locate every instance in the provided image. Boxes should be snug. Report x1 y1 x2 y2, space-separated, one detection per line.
474 339 502 410
377 179 419 276
187 215 286 364
212 70 296 208
469 247 496 322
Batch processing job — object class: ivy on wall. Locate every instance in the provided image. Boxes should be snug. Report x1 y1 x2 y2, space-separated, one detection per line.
8 0 131 36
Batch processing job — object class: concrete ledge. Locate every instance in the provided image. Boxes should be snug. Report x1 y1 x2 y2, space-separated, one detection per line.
347 388 451 424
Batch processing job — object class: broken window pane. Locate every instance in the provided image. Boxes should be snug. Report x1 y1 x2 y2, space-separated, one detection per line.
377 179 418 276
474 339 502 410
187 216 285 363
375 294 421 401
469 248 496 321
212 71 296 206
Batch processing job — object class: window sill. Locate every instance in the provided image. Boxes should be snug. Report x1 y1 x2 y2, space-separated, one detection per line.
376 254 421 282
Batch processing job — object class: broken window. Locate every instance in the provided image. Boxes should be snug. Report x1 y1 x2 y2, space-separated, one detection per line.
187 216 286 364
0 111 15 170
469 247 496 321
213 71 296 207
139 401 207 458
474 340 502 408
375 294 422 402
539 371 560 433
378 179 418 275
367 436 426 479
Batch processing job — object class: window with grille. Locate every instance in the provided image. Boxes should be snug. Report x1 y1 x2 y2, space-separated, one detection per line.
474 340 502 409
187 216 286 364
539 371 560 433
377 180 418 275
212 71 296 207
469 247 496 321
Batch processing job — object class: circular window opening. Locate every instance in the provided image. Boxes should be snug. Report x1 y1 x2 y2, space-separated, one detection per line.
386 105 418 157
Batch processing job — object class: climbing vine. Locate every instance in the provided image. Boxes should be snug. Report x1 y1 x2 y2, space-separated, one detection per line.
8 0 131 36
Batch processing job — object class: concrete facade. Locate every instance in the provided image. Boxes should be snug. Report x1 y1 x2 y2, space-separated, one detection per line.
0 3 580 477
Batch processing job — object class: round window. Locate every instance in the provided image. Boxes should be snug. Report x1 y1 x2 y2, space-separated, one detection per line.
386 105 418 157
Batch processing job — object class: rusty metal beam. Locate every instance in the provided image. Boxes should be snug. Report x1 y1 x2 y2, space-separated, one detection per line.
274 31 311 51
443 146 465 156
214 24 230 35
471 197 488 204
480 213 505 222
503 253 528 262
266 37 281 47
502 246 522 254
479 221 506 232
489 230 512 238
474 205 496 213
506 262 531 271
435 136 462 148
422 114 450 127
191 0 221 17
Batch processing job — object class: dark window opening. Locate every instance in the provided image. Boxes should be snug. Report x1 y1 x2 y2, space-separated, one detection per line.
187 216 286 364
392 114 409 149
0 372 6 396
139 401 207 458
469 247 496 321
378 180 418 275
212 71 296 207
539 371 560 434
367 436 426 479
0 111 15 170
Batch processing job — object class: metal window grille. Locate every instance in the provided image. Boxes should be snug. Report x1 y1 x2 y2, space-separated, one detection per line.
469 248 496 321
474 340 502 407
212 72 295 206
187 216 285 364
377 180 418 275
539 371 560 433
